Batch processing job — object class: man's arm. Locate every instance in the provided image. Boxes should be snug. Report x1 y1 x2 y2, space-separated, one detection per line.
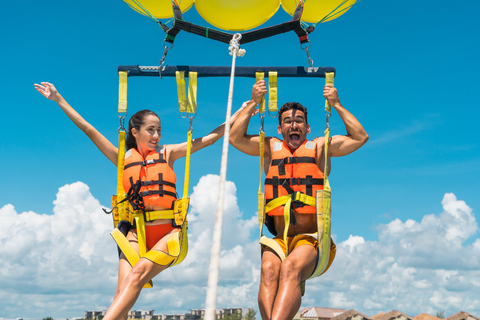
229 80 268 156
323 84 369 157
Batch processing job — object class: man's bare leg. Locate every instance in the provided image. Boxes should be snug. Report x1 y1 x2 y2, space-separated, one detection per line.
258 248 282 320
270 245 317 320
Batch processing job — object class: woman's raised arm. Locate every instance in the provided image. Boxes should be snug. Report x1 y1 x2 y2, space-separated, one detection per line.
34 82 119 165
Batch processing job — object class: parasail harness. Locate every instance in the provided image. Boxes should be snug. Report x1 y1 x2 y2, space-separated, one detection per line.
256 71 335 295
106 69 197 288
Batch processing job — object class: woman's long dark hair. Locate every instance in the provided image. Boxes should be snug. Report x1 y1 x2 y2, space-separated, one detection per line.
125 110 160 150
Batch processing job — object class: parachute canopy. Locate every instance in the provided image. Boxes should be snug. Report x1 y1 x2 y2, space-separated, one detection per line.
123 0 357 31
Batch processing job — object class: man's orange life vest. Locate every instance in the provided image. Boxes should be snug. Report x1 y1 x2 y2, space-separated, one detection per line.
265 138 324 216
123 145 177 210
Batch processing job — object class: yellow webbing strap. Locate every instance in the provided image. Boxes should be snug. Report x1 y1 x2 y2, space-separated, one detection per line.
258 130 266 237
183 130 192 197
176 71 188 113
176 71 197 114
187 72 197 114
118 71 128 114
308 72 334 279
144 210 175 221
255 72 266 114
268 71 278 113
264 192 316 213
135 214 147 258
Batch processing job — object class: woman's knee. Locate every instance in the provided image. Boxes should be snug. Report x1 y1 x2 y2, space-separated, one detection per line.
124 262 151 289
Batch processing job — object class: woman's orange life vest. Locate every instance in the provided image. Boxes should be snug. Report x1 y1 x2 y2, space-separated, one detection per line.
265 138 324 216
123 145 177 210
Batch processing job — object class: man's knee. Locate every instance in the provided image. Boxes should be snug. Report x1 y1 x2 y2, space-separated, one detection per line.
261 258 281 284
278 259 302 282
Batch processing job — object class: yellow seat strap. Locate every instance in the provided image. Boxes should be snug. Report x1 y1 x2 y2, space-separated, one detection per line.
176 71 188 113
258 130 265 237
118 71 128 114
268 71 278 114
110 228 152 288
308 71 334 279
264 193 316 213
187 72 197 114
144 210 175 221
255 72 266 114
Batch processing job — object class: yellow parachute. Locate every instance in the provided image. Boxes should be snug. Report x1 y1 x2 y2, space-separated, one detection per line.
123 0 357 31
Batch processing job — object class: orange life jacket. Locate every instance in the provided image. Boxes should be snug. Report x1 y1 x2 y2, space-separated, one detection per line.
123 146 177 210
265 138 324 216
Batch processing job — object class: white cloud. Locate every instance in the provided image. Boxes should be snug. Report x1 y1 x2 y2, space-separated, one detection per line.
304 193 480 317
1 183 480 319
0 176 260 319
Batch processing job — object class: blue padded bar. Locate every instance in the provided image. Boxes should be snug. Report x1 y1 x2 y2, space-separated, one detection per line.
118 65 336 78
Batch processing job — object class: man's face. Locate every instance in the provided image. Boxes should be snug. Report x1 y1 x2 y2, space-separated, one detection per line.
278 109 310 150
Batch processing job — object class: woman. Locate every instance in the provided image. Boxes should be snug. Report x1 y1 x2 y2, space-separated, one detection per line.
34 81 244 320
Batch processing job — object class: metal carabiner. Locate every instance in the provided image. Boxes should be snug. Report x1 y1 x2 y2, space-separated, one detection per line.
118 112 127 131
159 39 174 79
301 41 314 68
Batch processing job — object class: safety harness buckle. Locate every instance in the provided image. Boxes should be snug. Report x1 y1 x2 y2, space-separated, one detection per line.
286 156 297 164
289 177 299 185
173 197 189 227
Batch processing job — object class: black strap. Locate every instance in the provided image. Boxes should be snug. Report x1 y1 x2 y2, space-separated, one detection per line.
164 4 312 46
139 190 177 199
124 158 166 170
271 156 316 175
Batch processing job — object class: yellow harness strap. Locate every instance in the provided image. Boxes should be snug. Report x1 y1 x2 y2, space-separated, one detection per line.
109 70 193 288
176 71 198 114
118 71 128 114
257 72 335 294
268 71 278 114
256 72 266 114
308 71 334 279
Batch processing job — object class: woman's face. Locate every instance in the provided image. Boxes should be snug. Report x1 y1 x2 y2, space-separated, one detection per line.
132 114 161 152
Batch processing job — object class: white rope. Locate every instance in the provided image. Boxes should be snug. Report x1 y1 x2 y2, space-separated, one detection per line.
204 33 245 320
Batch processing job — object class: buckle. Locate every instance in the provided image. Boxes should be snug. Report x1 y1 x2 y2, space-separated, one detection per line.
285 156 297 164
289 178 299 185
290 191 298 201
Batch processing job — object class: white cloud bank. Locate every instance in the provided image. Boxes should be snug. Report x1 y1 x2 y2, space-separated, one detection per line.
1 179 479 319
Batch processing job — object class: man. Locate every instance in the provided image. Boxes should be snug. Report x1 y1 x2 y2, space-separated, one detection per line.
229 80 368 320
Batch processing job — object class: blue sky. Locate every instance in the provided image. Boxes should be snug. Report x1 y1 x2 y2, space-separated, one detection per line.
1 0 480 319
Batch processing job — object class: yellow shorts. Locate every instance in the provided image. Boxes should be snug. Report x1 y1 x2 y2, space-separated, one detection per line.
263 234 337 276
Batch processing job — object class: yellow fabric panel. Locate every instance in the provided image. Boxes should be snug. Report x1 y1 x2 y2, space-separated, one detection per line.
167 231 181 256
123 0 194 19
110 228 152 288
144 210 175 221
176 71 188 113
172 223 189 266
255 72 266 114
268 71 278 113
309 189 332 279
195 0 280 31
143 250 176 266
135 214 147 258
118 71 128 113
260 236 286 261
281 0 356 24
187 72 197 114
174 197 189 227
